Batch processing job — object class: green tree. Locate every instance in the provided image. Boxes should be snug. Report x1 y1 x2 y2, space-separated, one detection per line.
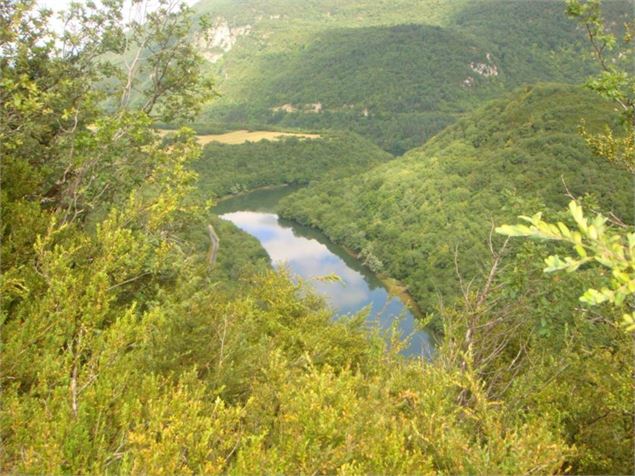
565 0 634 171
498 1 634 331
497 201 635 331
1 1 217 471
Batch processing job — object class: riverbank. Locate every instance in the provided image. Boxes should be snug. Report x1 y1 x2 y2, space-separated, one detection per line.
216 200 433 357
215 184 426 321
336 243 425 320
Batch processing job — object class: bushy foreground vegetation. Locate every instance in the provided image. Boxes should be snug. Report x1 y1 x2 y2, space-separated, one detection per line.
1 0 633 474
280 84 633 311
193 131 391 198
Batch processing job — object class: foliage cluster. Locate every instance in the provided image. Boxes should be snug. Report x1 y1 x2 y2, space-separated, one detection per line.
498 201 635 331
565 0 635 172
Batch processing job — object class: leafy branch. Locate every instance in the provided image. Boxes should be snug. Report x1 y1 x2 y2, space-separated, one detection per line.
497 201 635 331
566 0 635 172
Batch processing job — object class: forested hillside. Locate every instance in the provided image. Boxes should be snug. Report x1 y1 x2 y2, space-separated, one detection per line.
193 131 391 197
193 0 632 153
279 84 633 309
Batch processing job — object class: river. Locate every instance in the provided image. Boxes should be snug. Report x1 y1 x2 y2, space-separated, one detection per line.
214 186 433 359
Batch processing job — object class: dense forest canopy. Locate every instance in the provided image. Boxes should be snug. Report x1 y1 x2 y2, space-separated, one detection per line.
279 83 633 310
193 131 391 197
1 0 633 474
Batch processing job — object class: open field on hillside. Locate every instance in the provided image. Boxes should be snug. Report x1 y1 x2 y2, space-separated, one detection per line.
158 129 321 144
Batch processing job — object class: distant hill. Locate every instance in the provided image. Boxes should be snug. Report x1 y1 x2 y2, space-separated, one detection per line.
278 84 634 310
190 0 632 153
193 130 392 198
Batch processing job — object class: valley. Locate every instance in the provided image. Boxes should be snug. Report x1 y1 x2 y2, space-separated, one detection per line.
277 83 634 311
3 0 634 474
214 187 433 358
193 0 632 153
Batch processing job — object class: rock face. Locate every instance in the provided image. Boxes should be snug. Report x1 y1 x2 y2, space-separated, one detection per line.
197 18 251 63
271 103 324 113
463 53 498 87
272 104 298 113
469 52 498 78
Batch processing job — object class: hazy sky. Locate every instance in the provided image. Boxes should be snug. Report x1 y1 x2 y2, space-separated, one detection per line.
37 0 198 33
38 0 197 9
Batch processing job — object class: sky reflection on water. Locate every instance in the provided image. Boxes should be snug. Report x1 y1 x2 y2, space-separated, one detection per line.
220 209 432 358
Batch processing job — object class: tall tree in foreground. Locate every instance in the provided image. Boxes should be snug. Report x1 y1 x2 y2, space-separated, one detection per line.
565 0 634 172
1 0 217 471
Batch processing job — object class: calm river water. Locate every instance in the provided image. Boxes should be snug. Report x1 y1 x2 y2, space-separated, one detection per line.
215 186 433 358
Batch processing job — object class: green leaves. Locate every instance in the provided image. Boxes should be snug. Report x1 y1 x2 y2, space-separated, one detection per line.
621 312 635 332
566 0 635 172
498 200 635 331
494 224 533 237
543 254 590 273
580 287 613 305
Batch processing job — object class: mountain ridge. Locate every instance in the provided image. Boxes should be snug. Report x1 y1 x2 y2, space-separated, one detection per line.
278 83 634 309
186 0 631 153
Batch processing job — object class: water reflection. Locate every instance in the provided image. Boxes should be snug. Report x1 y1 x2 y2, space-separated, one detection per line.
222 211 374 312
217 188 433 358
